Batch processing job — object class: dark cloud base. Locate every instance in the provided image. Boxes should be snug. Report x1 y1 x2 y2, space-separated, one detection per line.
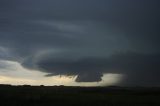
22 52 160 86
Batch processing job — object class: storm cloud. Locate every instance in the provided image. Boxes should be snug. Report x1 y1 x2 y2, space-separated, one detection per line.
22 52 160 86
0 0 160 86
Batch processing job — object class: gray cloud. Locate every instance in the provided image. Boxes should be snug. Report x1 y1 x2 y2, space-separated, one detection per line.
21 52 160 86
0 0 160 86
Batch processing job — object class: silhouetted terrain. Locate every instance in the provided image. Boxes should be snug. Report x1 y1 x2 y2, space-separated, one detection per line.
0 85 160 106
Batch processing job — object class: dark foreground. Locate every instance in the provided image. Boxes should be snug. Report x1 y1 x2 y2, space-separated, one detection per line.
0 85 160 106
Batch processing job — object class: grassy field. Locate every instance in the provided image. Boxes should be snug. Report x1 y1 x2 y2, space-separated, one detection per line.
0 85 160 106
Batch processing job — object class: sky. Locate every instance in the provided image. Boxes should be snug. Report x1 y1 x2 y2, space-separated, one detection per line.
0 0 160 86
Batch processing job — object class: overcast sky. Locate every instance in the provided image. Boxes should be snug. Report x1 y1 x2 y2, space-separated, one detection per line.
0 0 160 86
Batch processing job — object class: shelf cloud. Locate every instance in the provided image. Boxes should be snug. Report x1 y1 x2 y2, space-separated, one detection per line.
0 0 160 86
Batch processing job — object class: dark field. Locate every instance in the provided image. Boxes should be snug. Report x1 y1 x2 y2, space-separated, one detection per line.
0 85 160 106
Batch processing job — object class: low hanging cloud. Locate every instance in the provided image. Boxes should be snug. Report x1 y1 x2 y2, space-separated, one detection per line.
21 52 160 86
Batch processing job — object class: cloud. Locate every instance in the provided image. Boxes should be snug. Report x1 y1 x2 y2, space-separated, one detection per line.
0 60 123 86
75 73 103 82
21 51 160 86
0 0 160 86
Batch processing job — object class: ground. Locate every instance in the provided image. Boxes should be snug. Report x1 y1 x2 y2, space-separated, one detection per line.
0 85 160 106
